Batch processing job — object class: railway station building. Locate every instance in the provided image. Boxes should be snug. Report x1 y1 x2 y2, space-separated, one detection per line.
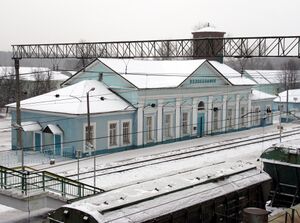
7 58 275 157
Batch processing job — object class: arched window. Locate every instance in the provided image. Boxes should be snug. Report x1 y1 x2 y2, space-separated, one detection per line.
198 101 205 111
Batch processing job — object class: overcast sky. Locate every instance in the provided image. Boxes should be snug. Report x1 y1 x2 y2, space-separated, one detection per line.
0 0 299 51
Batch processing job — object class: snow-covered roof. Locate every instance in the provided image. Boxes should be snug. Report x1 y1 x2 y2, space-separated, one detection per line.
274 89 300 103
65 162 270 222
100 58 206 88
245 70 300 85
251 89 276 101
0 66 69 81
7 80 134 115
209 61 256 85
192 26 225 33
98 59 254 88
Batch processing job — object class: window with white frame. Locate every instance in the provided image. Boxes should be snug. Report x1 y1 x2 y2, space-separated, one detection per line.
109 122 118 147
122 121 131 145
146 116 153 142
182 112 189 135
164 114 173 138
84 123 96 151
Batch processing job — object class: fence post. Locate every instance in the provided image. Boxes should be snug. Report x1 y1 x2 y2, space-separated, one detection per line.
78 184 81 197
4 169 7 189
61 178 65 197
0 167 2 189
42 172 45 191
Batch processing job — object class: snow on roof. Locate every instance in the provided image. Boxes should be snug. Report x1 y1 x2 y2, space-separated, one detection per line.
244 70 270 84
245 70 300 85
7 80 134 115
0 66 69 81
192 26 225 33
99 58 206 88
66 162 270 222
209 61 256 86
251 89 276 101
274 89 300 103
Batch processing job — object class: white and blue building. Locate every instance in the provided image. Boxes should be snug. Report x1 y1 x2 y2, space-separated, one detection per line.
7 59 275 158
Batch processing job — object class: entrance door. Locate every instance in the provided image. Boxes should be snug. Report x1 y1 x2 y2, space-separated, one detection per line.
54 134 62 156
197 113 205 137
34 132 42 151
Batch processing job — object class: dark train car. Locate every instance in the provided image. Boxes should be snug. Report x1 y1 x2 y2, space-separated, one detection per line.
261 139 300 207
49 163 271 223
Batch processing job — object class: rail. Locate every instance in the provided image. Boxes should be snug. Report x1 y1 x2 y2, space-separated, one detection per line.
0 165 104 201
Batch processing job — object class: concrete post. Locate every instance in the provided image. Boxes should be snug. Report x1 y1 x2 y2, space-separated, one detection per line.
137 101 144 146
207 96 213 134
157 99 163 142
175 99 181 139
235 95 240 130
192 98 198 135
222 95 227 132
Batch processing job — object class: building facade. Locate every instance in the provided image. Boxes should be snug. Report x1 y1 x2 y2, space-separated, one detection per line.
8 59 275 157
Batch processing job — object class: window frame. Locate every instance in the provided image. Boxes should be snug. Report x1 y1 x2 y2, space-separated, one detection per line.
108 121 119 149
145 115 154 143
164 113 173 139
182 111 190 135
121 120 132 146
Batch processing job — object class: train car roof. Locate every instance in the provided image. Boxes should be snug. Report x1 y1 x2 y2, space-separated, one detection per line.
64 162 271 223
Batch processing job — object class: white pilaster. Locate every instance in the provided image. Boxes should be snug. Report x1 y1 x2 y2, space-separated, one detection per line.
207 96 213 134
235 95 240 130
157 99 163 142
137 101 144 146
192 98 198 135
175 99 181 139
222 95 227 132
248 95 252 128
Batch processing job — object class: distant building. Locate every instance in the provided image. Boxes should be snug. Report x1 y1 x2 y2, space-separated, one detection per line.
244 70 300 95
7 59 275 157
274 89 300 121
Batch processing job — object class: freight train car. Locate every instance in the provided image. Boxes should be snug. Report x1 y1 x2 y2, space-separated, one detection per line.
48 162 271 223
261 139 300 207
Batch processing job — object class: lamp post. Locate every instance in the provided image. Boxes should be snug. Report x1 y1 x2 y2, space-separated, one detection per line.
86 87 95 187
276 94 282 143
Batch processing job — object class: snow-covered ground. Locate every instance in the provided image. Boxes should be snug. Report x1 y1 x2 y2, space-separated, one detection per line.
1 111 300 222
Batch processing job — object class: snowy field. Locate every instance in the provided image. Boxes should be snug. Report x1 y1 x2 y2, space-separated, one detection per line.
1 111 300 222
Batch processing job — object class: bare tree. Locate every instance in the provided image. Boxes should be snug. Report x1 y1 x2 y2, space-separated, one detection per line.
31 70 53 97
279 59 298 91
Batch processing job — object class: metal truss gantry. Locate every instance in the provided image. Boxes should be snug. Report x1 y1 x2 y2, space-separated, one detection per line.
12 36 300 59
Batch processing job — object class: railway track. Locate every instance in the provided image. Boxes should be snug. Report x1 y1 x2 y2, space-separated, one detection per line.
62 126 300 181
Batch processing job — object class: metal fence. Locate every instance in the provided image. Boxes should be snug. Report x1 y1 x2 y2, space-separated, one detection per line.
0 165 104 200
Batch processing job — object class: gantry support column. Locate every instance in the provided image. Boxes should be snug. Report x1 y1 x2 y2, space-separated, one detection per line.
15 59 24 171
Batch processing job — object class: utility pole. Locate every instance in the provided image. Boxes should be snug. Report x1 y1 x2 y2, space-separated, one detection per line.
15 59 24 171
286 73 289 122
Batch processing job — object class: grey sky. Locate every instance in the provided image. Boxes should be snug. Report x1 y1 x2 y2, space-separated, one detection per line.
1 0 299 51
